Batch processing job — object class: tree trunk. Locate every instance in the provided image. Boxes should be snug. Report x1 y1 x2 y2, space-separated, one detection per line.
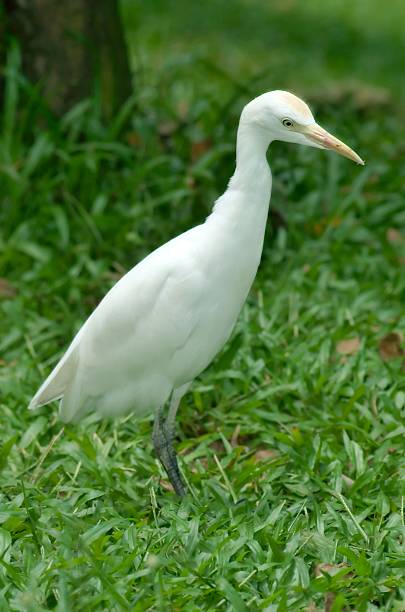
3 0 132 116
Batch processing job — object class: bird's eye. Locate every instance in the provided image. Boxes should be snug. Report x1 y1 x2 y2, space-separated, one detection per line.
282 118 294 128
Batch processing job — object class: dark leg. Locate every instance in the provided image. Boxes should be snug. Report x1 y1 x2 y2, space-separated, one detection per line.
152 406 186 497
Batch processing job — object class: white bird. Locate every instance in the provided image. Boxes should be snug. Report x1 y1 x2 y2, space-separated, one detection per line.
29 90 364 495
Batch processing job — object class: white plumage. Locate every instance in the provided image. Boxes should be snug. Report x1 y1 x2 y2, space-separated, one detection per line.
29 91 363 491
30 174 270 422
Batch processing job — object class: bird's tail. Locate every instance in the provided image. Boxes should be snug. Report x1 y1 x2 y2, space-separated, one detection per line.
28 345 79 411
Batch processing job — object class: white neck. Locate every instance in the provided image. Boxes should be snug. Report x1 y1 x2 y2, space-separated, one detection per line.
207 119 272 222
231 120 272 190
200 119 273 312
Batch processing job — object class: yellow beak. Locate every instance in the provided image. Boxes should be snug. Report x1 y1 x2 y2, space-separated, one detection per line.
302 123 365 165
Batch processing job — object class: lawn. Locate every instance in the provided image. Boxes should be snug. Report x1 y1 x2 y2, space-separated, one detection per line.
0 1 404 610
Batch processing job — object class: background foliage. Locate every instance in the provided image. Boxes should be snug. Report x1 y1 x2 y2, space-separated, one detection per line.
0 0 404 609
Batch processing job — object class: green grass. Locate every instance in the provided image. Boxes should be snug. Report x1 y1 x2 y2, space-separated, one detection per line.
1 1 405 609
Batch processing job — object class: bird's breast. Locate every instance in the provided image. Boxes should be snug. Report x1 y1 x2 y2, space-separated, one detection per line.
167 218 266 386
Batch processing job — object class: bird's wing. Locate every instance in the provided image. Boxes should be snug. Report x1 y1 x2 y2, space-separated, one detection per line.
80 231 206 368
30 227 207 420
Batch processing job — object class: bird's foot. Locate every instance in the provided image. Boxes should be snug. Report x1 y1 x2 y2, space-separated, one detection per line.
152 410 186 497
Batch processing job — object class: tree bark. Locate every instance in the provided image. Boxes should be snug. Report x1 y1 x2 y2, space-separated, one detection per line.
3 0 132 116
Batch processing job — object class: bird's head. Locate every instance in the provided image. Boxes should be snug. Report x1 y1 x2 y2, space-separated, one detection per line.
240 90 364 165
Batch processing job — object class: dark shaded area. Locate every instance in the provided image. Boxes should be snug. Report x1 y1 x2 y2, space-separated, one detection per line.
3 0 132 116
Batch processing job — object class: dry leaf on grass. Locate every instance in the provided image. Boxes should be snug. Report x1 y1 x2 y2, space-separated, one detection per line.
158 121 178 137
158 479 175 493
231 424 241 447
253 449 277 462
324 592 337 612
209 439 226 454
315 562 353 609
386 228 402 243
379 332 404 361
312 216 342 236
315 562 350 578
126 131 143 148
342 474 354 488
191 138 212 162
0 278 17 299
336 337 360 355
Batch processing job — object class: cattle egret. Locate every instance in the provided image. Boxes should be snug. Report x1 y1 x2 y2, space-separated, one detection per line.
29 91 364 495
